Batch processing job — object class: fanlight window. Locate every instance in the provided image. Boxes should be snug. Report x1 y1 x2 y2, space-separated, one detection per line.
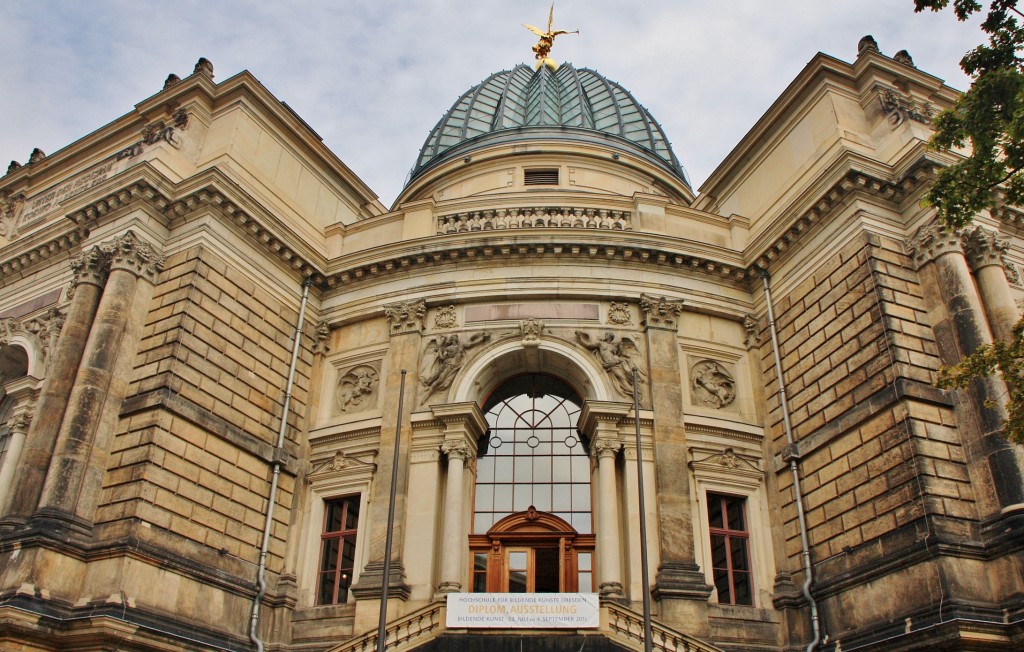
474 375 591 533
470 375 594 594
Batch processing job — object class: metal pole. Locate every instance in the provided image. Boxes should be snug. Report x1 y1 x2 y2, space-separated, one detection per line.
632 368 653 652
376 370 406 652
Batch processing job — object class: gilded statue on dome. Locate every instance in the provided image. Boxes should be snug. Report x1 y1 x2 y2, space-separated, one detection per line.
523 3 578 71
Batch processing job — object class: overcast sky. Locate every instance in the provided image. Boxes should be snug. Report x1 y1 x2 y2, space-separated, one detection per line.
0 1 986 209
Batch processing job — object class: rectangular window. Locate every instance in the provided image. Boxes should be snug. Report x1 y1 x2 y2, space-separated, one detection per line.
472 552 489 592
707 493 752 606
317 495 360 605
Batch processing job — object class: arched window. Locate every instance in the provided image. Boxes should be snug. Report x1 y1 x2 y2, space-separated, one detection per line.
470 374 594 593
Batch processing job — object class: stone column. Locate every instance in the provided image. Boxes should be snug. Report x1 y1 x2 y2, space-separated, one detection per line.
908 222 1024 515
0 377 40 514
963 227 1020 343
351 299 426 609
5 247 108 521
36 231 164 530
433 402 486 595
580 400 629 601
638 294 712 625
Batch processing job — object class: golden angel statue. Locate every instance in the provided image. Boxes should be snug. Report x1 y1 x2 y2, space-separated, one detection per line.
523 3 578 70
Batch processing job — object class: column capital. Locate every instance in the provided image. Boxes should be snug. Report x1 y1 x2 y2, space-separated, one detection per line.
591 438 622 460
384 298 427 335
100 230 165 282
906 221 962 269
68 246 110 294
963 226 1017 280
440 440 473 461
639 293 684 330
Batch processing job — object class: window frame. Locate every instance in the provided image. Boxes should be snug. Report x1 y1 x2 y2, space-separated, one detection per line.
706 492 753 606
316 494 361 606
689 444 774 609
299 457 372 609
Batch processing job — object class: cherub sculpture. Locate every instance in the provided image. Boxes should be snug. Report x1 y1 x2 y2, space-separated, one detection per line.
576 331 646 397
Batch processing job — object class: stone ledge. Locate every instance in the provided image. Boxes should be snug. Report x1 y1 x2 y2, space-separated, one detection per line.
120 386 300 475
0 595 251 651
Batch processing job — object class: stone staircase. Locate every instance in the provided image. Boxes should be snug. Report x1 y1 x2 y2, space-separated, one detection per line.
323 600 725 652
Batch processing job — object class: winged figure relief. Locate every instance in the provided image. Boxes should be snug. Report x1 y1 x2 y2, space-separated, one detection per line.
576 331 646 397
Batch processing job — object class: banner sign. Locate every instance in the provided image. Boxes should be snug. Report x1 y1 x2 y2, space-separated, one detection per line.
446 593 600 628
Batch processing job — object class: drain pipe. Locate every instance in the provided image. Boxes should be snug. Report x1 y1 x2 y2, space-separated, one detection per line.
758 267 821 652
249 277 313 652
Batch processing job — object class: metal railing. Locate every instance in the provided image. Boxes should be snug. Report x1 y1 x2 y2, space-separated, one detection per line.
604 602 725 652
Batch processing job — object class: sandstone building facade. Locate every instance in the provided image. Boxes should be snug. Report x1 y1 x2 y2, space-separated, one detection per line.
0 39 1022 652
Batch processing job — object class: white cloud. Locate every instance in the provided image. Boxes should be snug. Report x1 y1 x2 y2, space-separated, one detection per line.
0 1 987 207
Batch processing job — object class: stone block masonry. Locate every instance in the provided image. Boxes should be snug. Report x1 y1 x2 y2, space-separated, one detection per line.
762 230 976 583
97 244 315 570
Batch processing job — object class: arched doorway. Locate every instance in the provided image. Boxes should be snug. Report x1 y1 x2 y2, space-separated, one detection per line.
469 374 594 593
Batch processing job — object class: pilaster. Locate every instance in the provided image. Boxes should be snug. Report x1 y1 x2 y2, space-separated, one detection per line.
638 294 712 627
351 299 425 610
433 401 486 596
0 376 40 514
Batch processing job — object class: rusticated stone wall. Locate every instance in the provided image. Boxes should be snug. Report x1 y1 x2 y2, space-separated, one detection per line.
762 231 976 576
95 245 314 567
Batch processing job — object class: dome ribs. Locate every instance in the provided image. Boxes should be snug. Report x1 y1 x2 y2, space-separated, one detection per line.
407 63 689 187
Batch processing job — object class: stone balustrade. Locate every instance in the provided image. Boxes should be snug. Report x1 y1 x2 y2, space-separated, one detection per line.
437 207 633 234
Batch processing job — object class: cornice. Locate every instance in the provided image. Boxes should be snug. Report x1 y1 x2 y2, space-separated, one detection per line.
163 183 326 283
321 230 750 290
747 161 937 272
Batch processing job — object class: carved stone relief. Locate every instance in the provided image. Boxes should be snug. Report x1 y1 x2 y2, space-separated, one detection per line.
384 299 427 335
312 321 331 356
607 302 632 325
520 319 544 347
334 364 380 415
0 306 65 375
576 331 646 396
743 315 760 349
963 226 1020 283
419 332 492 399
690 360 736 409
877 85 934 127
639 294 684 329
434 305 458 329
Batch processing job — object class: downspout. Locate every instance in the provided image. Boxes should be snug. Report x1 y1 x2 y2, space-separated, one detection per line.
249 277 313 652
758 267 821 652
